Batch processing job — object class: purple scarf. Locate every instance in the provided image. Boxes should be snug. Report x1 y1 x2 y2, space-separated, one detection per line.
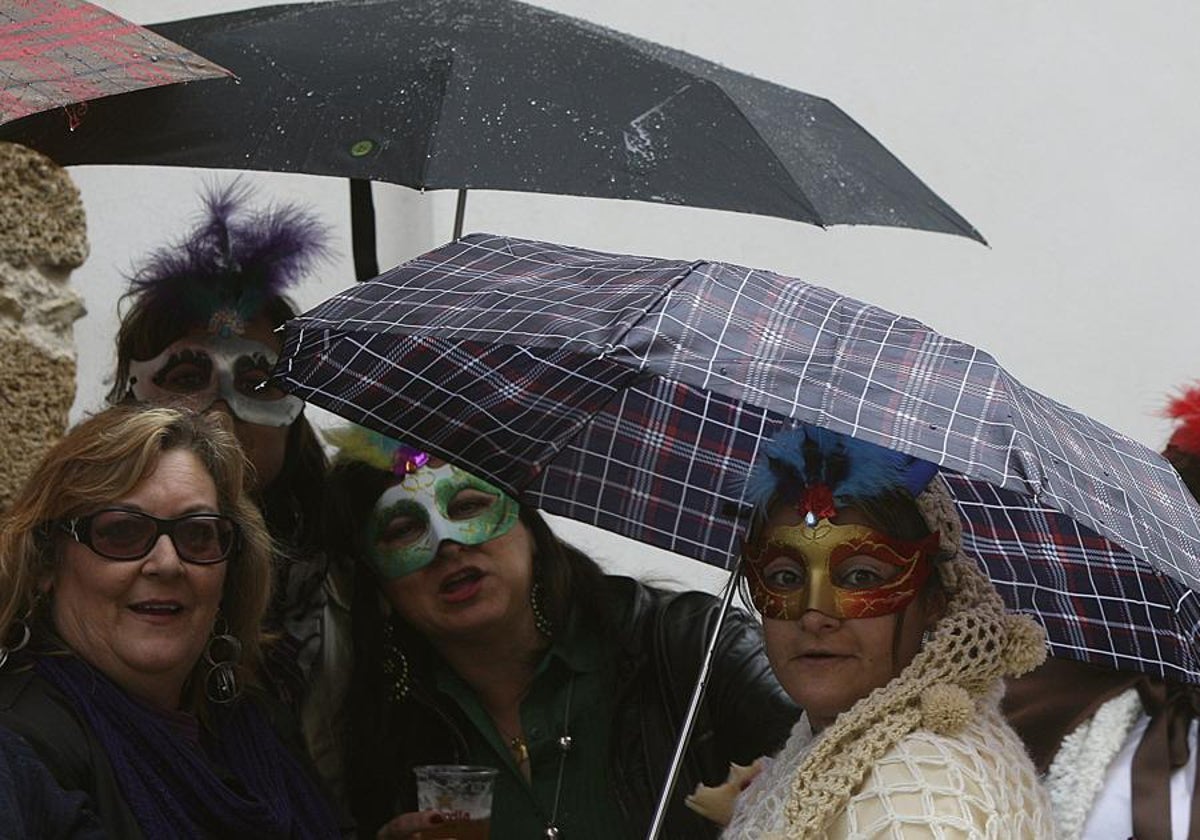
35 655 340 839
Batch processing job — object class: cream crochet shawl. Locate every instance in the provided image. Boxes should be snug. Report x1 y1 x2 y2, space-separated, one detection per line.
723 477 1053 838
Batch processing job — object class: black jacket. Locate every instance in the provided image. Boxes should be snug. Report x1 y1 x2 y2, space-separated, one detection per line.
0 663 343 839
350 576 799 839
0 667 143 839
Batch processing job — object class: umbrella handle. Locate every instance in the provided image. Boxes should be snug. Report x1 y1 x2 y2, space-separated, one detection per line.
453 189 468 240
645 566 742 840
350 178 379 282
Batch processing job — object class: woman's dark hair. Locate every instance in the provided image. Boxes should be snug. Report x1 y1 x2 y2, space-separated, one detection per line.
1165 446 1200 502
326 456 608 828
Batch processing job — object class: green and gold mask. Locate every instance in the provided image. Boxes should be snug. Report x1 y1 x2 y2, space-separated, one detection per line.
366 462 519 579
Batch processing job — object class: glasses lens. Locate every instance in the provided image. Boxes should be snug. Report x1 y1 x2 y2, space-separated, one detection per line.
173 516 234 563
89 510 157 559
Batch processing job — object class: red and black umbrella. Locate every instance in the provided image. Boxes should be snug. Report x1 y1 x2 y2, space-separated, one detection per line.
0 0 229 126
276 232 1200 687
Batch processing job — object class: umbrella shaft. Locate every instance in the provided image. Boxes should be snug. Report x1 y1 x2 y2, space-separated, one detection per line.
453 189 468 240
646 567 741 840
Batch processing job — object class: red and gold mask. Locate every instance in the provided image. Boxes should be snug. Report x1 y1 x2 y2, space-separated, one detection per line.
743 518 939 621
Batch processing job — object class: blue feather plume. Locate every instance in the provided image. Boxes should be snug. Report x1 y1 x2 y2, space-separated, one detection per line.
744 425 928 514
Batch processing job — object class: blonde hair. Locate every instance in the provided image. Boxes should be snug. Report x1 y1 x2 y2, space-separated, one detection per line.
0 404 272 711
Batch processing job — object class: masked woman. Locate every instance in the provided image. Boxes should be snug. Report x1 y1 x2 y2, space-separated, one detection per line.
107 183 351 801
325 426 799 840
0 405 340 838
718 427 1055 838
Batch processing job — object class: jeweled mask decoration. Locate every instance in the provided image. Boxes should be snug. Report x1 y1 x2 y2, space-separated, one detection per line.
741 427 940 621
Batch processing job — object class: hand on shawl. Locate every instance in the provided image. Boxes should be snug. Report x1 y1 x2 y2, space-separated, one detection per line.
684 757 768 826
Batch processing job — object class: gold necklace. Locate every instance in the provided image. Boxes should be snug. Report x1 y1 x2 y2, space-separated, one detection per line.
501 676 576 838
508 734 530 765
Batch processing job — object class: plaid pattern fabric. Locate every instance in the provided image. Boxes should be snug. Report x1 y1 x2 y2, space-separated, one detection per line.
0 0 228 125
278 233 1200 684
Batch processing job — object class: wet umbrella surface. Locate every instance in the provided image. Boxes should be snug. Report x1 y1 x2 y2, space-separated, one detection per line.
276 233 1200 686
1 0 982 242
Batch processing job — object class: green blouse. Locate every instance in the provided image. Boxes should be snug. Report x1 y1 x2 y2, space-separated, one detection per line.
434 616 633 839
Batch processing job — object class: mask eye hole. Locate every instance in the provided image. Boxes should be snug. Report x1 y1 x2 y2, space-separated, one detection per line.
152 350 213 394
446 489 497 520
232 353 287 401
760 555 807 591
375 501 428 549
832 556 902 590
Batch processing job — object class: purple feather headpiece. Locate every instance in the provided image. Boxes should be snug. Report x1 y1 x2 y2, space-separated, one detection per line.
127 180 330 336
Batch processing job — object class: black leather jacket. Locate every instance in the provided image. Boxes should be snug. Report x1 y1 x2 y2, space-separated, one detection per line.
350 575 799 839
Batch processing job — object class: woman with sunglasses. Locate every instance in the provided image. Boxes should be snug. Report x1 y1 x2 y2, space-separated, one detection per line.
707 426 1055 838
0 404 341 838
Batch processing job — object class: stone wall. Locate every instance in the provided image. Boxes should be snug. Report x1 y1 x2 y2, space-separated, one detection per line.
0 143 88 509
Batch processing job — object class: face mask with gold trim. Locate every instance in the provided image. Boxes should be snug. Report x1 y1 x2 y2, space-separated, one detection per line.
367 462 519 580
743 517 938 621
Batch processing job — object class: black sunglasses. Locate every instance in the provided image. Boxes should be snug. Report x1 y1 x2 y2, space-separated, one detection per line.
59 509 240 565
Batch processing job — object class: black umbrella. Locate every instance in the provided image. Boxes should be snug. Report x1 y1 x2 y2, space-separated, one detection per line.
1 0 984 279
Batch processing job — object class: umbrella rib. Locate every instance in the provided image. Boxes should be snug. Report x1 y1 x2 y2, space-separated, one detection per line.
598 259 703 368
416 42 457 188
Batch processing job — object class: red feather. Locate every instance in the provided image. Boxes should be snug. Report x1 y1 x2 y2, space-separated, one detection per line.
1166 383 1200 456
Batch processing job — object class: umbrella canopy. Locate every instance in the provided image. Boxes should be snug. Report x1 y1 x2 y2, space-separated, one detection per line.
275 233 1200 686
0 0 230 126
0 0 982 243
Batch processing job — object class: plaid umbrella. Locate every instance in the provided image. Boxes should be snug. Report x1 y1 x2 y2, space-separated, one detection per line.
0 0 229 126
276 233 1200 687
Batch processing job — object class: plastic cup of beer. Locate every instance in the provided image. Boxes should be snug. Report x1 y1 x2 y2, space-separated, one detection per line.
414 764 498 839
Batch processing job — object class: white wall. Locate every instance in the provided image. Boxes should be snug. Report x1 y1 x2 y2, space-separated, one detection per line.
62 1 1200 594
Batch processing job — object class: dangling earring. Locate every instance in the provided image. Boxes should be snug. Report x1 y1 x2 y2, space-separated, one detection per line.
382 614 411 705
530 581 553 638
0 601 34 671
204 616 243 704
